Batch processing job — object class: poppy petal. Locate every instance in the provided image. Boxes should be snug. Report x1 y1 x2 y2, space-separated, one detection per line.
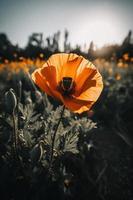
75 62 97 94
46 53 69 82
40 65 57 90
62 97 94 114
46 53 83 82
74 71 103 102
60 56 83 80
31 69 62 101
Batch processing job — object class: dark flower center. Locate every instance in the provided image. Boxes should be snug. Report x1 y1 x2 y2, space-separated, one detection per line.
59 77 75 96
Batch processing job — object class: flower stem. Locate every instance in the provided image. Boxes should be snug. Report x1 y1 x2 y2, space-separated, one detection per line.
49 105 65 171
12 110 18 160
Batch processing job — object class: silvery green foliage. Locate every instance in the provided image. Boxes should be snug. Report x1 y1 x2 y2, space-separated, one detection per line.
0 89 97 170
0 88 101 200
5 88 17 114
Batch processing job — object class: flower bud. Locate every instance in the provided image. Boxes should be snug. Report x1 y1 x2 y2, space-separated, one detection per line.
5 89 17 114
30 142 44 164
25 97 32 104
35 90 43 103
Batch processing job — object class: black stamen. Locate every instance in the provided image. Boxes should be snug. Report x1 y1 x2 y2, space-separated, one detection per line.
59 77 75 96
62 77 73 91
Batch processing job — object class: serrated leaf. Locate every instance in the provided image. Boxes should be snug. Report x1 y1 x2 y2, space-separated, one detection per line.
30 142 44 165
29 113 41 123
23 130 33 147
63 131 79 154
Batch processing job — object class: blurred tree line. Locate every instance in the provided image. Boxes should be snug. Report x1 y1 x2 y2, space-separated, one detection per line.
0 30 133 61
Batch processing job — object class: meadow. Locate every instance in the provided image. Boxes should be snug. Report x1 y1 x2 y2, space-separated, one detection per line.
0 37 133 200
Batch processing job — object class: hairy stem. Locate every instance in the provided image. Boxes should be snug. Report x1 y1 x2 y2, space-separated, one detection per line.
17 82 21 129
12 110 18 160
27 72 38 91
49 105 65 171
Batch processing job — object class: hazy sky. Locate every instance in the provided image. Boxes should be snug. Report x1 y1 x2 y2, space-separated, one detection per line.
0 0 133 48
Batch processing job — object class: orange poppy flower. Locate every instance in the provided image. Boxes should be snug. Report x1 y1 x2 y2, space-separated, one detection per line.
31 53 103 114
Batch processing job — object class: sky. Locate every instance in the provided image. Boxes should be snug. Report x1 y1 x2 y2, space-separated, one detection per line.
0 0 133 49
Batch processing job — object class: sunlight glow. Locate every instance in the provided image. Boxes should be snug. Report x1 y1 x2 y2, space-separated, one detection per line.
70 13 124 48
